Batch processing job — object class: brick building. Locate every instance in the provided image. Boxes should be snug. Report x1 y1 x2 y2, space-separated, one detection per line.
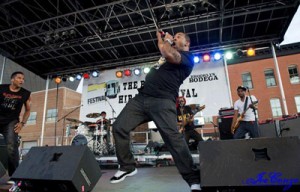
228 50 300 121
19 87 81 150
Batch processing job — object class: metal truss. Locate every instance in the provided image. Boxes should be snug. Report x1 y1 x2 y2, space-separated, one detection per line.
0 0 298 76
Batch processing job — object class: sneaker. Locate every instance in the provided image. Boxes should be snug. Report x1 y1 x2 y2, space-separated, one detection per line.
191 184 201 191
110 168 137 184
6 180 15 185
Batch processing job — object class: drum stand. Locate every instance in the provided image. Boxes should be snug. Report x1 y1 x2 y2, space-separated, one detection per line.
105 126 115 155
93 120 108 155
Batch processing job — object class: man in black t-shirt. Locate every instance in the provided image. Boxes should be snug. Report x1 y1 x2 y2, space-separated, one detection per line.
0 71 31 177
111 32 201 191
177 97 204 149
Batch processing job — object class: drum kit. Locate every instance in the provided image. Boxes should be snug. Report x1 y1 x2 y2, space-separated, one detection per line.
66 113 116 156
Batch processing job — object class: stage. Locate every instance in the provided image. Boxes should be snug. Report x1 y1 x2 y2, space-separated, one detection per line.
95 166 189 192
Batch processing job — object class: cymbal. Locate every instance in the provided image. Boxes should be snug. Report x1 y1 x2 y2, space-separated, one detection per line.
86 113 101 118
83 121 95 125
69 125 78 129
66 118 82 123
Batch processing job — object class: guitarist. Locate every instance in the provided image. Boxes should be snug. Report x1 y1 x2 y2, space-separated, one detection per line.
231 86 259 139
176 97 204 149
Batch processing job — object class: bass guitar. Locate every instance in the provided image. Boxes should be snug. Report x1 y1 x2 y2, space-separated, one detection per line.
232 101 258 133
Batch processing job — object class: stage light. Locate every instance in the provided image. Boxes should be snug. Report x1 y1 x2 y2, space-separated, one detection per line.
69 76 75 82
189 4 196 12
134 68 141 76
54 77 62 84
92 71 98 77
116 71 123 78
76 74 82 80
193 56 200 64
62 77 67 82
178 5 185 15
203 54 210 62
124 69 132 77
143 67 150 74
236 49 243 57
83 73 90 79
247 48 255 56
225 52 233 60
213 52 222 61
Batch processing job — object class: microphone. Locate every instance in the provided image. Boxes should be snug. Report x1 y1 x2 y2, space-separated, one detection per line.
159 30 166 37
159 30 175 46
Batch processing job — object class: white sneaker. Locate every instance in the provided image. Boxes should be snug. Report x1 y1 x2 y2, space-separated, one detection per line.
6 180 15 185
110 168 137 184
191 184 201 191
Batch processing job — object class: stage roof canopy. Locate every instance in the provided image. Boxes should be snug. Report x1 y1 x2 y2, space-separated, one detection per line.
0 0 299 77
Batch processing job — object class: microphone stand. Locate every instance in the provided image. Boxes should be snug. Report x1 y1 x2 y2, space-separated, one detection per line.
105 97 116 119
57 104 82 145
210 121 218 139
247 89 260 137
105 97 116 153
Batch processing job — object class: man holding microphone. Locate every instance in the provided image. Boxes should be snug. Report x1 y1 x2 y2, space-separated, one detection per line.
111 30 201 191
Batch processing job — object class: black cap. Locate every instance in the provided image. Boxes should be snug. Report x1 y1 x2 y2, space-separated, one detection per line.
100 111 106 114
237 85 247 91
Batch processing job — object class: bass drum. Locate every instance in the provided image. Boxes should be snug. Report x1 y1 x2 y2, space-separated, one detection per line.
71 134 94 151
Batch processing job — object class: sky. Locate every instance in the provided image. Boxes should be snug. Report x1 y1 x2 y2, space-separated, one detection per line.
76 5 300 93
281 5 300 45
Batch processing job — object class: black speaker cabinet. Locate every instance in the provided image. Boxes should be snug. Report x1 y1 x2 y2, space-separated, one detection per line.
258 122 278 138
0 162 5 178
199 137 300 191
11 146 101 192
0 135 8 170
218 116 233 140
280 117 300 138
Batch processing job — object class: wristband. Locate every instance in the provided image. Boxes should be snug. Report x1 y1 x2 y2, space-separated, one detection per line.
20 122 26 125
164 38 173 45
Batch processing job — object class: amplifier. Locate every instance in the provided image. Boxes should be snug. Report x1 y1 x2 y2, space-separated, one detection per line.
219 108 234 117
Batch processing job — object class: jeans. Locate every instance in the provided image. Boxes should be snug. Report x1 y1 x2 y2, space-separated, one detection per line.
113 93 200 185
233 121 259 139
184 129 204 144
0 119 20 176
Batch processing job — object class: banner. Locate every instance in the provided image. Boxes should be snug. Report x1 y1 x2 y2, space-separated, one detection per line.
80 60 231 123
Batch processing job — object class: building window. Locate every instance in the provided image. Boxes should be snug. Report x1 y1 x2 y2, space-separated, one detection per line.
242 72 253 89
47 109 57 122
270 98 282 117
288 65 300 84
264 69 276 87
27 112 37 124
295 96 300 113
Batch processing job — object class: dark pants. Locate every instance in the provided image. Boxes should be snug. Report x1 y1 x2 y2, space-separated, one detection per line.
113 93 200 186
0 119 20 176
234 121 259 139
184 129 204 144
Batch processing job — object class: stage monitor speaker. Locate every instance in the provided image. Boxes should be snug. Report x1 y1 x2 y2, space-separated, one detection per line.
258 122 278 138
0 162 5 178
280 117 300 138
199 137 300 191
0 135 8 170
11 146 101 192
218 116 233 140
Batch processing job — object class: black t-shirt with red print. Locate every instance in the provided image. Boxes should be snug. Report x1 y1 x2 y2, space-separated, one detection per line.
0 84 31 124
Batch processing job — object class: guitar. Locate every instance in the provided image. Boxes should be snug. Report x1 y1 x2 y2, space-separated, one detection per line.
178 105 205 133
232 101 258 133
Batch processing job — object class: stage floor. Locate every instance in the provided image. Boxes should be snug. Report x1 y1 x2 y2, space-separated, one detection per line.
94 166 190 192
